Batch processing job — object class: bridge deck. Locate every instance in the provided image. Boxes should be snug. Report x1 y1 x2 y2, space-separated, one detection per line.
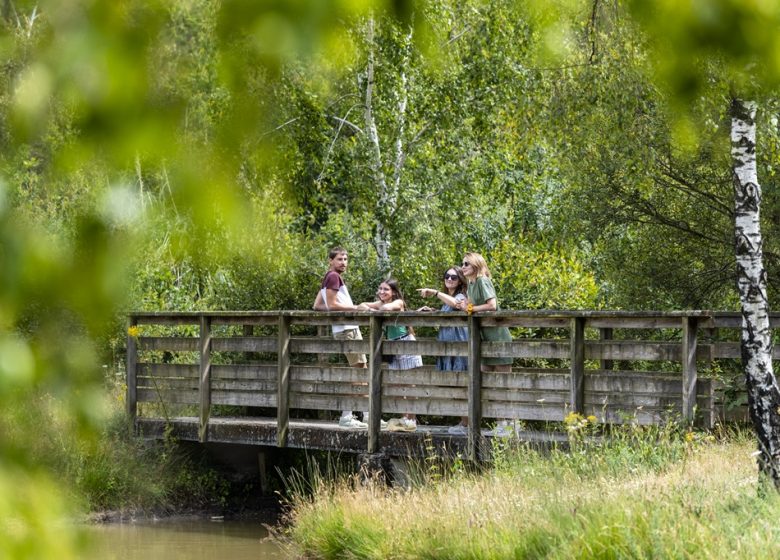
137 416 569 458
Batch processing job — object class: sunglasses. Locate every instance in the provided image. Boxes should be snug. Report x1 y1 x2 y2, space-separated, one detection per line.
461 262 472 267
444 273 459 280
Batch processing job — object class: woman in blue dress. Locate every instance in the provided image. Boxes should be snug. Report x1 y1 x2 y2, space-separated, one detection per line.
417 266 470 434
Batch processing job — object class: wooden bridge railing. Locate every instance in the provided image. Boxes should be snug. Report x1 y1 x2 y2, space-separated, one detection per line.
126 310 771 460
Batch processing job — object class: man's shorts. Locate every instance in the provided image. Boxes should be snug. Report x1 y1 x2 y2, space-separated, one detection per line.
333 327 367 366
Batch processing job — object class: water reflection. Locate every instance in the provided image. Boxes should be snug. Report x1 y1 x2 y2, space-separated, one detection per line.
86 518 285 560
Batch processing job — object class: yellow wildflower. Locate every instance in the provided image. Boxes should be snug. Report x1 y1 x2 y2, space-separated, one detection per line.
586 415 597 424
127 325 141 338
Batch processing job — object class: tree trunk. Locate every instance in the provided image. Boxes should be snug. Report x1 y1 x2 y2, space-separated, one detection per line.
731 98 780 490
363 16 391 274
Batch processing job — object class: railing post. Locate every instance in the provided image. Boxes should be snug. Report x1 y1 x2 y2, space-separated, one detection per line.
599 327 613 371
570 317 585 415
277 313 292 447
126 316 138 431
243 324 254 363
198 315 212 443
682 316 698 426
467 314 482 462
367 315 383 453
317 325 329 364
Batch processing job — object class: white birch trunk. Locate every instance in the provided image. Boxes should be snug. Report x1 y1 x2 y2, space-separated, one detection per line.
731 98 780 489
363 16 391 273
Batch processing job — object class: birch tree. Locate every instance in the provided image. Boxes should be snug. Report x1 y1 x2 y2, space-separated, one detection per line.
731 98 780 488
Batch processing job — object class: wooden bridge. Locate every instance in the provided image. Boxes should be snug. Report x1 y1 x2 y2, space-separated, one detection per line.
127 310 759 462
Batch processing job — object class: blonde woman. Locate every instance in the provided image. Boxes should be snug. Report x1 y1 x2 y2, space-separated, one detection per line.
460 252 515 437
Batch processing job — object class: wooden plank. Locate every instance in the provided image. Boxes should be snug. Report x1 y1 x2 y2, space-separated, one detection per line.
290 365 370 384
368 315 383 453
383 397 469 417
584 317 686 329
137 377 199 390
482 371 569 391
483 389 568 403
199 316 212 443
482 402 566 421
130 315 202 326
212 337 277 353
382 385 468 400
212 392 277 407
479 317 570 328
583 406 668 425
481 340 569 359
291 382 368 396
211 364 276 381
210 380 277 392
290 338 369 355
138 337 199 352
583 340 682 361
137 388 199 404
468 314 481 462
381 339 468 357
570 317 585 414
126 318 138 427
681 317 698 425
289 394 369 412
383 367 469 387
583 393 714 409
137 363 199 378
210 316 279 327
277 315 291 447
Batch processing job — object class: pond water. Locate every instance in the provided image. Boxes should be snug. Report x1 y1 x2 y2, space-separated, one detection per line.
85 518 287 560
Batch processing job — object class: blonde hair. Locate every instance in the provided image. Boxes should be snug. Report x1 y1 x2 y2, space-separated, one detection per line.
464 252 490 279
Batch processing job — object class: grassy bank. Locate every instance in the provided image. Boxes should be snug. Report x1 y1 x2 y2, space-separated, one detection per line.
283 427 780 559
5 387 233 516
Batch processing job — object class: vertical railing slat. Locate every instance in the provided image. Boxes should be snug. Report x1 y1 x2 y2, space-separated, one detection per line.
682 316 698 426
198 315 212 443
367 315 383 453
570 317 585 415
467 314 482 462
599 327 613 370
277 314 291 447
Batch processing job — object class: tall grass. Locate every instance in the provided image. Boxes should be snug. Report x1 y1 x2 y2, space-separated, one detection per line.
282 426 779 559
6 386 230 515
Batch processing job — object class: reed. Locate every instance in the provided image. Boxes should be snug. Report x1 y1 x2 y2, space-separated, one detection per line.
283 427 778 559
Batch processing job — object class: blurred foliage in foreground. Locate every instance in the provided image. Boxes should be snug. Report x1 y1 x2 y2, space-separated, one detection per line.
3 0 780 557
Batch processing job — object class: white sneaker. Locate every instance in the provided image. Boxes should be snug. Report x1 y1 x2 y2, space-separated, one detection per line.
448 423 468 436
491 420 513 438
387 417 417 432
339 416 368 429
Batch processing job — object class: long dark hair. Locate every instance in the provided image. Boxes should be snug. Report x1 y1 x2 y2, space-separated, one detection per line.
381 278 406 310
443 266 467 297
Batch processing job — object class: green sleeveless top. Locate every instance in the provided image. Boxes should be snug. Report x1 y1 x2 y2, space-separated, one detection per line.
385 324 409 340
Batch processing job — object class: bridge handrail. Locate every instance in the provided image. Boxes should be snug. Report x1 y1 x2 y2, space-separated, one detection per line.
126 309 765 460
